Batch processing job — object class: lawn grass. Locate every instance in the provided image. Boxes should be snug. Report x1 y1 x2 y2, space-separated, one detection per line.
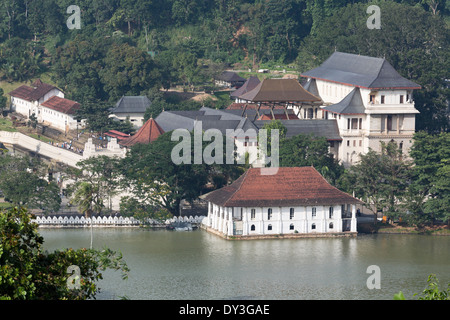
0 117 17 132
28 132 55 144
0 201 12 210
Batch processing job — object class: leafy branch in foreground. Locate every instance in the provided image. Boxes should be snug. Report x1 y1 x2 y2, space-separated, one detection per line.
0 207 129 300
394 274 450 300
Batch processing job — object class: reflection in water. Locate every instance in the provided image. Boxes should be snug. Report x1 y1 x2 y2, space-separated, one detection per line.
39 228 450 300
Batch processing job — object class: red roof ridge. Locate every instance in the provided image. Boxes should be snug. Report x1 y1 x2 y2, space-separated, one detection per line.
119 117 165 147
204 166 361 207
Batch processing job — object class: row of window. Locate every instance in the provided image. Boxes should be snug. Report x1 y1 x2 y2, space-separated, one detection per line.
250 222 335 231
250 207 335 220
370 94 410 104
347 118 363 130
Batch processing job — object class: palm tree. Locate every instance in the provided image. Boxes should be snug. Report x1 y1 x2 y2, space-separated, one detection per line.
70 182 104 249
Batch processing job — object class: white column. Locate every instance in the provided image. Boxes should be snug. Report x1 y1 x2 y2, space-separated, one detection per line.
279 207 283 234
259 208 264 234
242 207 248 236
351 204 357 232
228 209 233 236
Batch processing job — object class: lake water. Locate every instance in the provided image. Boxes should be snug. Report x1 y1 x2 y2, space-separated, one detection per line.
39 228 450 300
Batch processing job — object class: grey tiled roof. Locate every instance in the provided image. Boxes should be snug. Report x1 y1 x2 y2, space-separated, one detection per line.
156 107 341 141
303 78 321 99
111 96 152 114
230 76 261 98
323 87 365 115
301 52 421 89
216 71 246 83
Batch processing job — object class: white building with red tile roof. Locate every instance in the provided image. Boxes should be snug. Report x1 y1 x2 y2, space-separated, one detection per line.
39 96 81 132
8 80 83 133
9 79 64 119
201 167 361 239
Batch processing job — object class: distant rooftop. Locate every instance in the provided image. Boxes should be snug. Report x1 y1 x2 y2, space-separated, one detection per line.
40 96 80 115
230 76 261 98
216 71 246 83
301 52 421 90
119 118 165 147
9 79 58 102
238 78 322 104
111 96 152 114
203 167 361 208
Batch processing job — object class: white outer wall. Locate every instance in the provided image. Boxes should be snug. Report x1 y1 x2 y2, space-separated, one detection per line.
205 203 357 236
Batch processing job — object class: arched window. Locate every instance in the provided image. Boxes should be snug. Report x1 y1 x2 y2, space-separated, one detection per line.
251 224 255 231
268 224 272 231
329 222 334 229
289 224 294 230
311 223 316 230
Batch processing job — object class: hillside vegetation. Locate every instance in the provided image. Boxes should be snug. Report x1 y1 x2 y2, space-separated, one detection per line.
0 0 448 132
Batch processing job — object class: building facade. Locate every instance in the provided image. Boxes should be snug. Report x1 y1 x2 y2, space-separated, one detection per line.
202 167 360 239
9 79 64 118
301 52 421 167
109 96 152 128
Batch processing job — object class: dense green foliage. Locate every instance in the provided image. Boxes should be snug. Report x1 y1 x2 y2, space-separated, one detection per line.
121 130 244 215
0 0 448 132
342 132 450 227
0 207 129 300
279 133 344 185
0 154 61 213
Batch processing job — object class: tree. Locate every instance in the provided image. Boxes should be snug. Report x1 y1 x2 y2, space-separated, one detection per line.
68 156 122 248
409 131 450 226
259 120 287 156
0 154 61 213
279 133 344 185
0 207 129 300
70 182 103 250
0 88 7 116
121 131 209 216
122 130 242 216
99 42 161 102
347 141 413 223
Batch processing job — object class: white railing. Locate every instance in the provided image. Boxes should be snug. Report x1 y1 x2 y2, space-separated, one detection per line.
32 215 206 227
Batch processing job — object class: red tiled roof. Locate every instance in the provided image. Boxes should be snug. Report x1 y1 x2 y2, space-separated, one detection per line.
40 96 80 115
119 118 165 147
203 167 361 207
9 80 57 102
105 130 130 140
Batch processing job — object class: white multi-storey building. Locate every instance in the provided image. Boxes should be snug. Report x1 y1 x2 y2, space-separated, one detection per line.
301 52 421 167
8 79 82 133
